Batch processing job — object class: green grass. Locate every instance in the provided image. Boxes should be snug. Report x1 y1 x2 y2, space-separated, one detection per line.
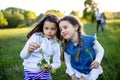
0 19 120 80
84 20 120 80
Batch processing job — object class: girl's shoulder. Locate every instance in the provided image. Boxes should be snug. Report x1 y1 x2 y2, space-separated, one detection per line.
34 32 44 37
82 34 97 41
30 32 44 41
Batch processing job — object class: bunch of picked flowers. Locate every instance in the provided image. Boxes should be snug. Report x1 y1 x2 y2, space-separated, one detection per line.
38 48 56 73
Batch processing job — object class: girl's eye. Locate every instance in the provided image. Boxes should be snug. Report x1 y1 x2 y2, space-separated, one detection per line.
44 27 48 30
60 25 67 31
64 27 67 29
63 26 67 29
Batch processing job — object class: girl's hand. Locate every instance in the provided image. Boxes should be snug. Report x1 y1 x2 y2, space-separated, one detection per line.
71 74 79 80
41 64 52 71
91 61 99 69
41 65 47 71
28 42 40 53
71 77 79 80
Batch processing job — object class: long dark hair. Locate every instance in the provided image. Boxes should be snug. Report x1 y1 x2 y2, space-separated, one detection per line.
58 15 83 62
27 14 60 40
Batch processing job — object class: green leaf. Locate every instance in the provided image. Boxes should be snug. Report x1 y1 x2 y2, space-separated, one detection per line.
85 48 93 61
41 59 47 64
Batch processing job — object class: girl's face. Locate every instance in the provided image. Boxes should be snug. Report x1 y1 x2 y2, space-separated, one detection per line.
43 21 57 39
59 20 78 40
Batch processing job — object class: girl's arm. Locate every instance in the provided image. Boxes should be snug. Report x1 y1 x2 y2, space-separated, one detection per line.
64 52 75 76
93 39 104 64
20 33 39 59
51 45 61 69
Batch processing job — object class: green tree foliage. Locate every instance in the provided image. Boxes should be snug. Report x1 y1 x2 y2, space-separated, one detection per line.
45 10 63 18
2 10 24 28
0 12 8 28
24 11 37 26
12 12 24 28
70 11 81 19
0 7 37 28
2 10 13 28
25 11 37 20
36 14 44 21
83 0 97 23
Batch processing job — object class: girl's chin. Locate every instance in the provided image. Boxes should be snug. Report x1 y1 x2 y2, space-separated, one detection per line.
47 36 53 39
63 36 70 40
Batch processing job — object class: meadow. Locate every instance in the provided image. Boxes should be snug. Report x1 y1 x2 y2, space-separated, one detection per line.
0 19 120 80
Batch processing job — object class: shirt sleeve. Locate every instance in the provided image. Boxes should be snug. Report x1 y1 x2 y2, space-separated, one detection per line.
51 43 61 69
64 52 75 76
20 33 38 59
93 39 104 64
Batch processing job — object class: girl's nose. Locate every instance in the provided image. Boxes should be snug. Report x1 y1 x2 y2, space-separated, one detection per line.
48 29 51 33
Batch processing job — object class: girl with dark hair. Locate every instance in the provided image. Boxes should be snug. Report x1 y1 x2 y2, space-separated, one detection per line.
58 15 104 80
20 14 61 80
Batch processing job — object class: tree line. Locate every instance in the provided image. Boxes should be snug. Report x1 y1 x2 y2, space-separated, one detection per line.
0 7 81 29
0 0 120 29
0 7 37 28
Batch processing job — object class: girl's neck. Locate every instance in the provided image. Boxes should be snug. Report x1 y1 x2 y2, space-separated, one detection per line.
71 38 78 43
71 32 78 43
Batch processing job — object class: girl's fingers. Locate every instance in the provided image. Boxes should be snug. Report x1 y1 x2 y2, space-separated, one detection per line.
41 66 46 71
28 42 40 52
28 46 36 52
30 42 40 48
91 61 99 69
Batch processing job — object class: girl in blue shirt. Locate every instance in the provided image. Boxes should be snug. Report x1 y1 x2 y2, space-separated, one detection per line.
20 14 61 80
58 15 104 80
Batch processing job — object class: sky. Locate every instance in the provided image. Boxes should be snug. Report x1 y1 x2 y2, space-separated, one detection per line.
0 0 120 16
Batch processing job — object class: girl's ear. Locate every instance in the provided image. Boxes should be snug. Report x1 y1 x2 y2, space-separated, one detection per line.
74 24 79 31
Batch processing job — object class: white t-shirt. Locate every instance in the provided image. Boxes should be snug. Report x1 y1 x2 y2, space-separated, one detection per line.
96 13 101 20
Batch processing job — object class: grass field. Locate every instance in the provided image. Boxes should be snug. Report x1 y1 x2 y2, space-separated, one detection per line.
0 19 120 80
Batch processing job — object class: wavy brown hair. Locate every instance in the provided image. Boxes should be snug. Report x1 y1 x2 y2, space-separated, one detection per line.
27 14 60 40
58 15 83 62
